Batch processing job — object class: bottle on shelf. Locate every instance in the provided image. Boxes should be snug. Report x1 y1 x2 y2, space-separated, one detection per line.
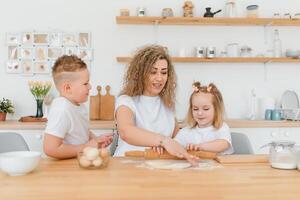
273 29 282 57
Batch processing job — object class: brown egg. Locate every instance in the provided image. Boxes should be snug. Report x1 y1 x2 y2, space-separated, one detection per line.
79 156 91 168
100 148 109 158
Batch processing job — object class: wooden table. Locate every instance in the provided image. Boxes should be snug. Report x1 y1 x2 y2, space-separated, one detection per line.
0 157 300 200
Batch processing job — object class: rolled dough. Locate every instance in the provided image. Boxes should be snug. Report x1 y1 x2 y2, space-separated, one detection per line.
145 160 192 170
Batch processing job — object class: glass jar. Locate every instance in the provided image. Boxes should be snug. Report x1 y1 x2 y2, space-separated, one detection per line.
246 5 259 18
262 141 298 170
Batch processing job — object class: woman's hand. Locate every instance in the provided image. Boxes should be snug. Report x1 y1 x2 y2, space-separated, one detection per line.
151 146 164 155
186 144 202 151
162 137 199 166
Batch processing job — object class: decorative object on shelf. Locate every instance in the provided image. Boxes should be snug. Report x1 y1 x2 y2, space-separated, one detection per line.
248 89 257 120
162 8 173 17
0 98 14 121
285 49 300 58
120 8 130 16
28 81 52 118
206 47 216 58
226 43 239 57
224 0 237 18
195 47 206 57
136 7 146 16
203 7 222 17
5 30 93 76
246 5 259 18
273 29 282 58
240 45 253 57
89 85 115 120
182 1 194 17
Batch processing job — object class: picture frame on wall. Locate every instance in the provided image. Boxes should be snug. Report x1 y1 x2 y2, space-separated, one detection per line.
21 32 33 45
6 60 21 74
22 60 33 76
49 32 62 46
62 33 77 46
6 32 20 45
33 33 49 45
35 46 48 61
20 47 34 59
78 32 90 47
48 47 63 60
65 47 77 56
34 61 50 74
77 48 93 60
8 46 18 59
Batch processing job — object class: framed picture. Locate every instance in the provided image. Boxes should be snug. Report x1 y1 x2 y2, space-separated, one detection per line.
77 48 93 60
20 47 33 59
22 60 33 75
78 32 90 47
6 60 21 73
8 46 18 59
33 33 49 45
21 32 33 45
35 47 48 61
62 33 77 46
34 61 50 74
6 33 20 45
49 32 62 46
65 47 77 56
48 47 63 60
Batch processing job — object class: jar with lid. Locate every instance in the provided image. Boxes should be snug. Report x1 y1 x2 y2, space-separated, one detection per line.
246 5 259 18
224 0 237 17
261 140 298 170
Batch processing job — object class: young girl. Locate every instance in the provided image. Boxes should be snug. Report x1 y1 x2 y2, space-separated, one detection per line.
114 45 197 164
175 82 234 154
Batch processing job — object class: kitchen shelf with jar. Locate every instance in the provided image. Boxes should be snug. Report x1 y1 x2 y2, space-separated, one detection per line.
117 57 300 63
116 16 300 26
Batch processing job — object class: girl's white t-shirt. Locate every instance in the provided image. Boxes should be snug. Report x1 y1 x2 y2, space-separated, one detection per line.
174 123 234 155
114 95 175 156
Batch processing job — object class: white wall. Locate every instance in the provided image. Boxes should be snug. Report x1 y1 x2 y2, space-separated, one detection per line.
1 0 300 120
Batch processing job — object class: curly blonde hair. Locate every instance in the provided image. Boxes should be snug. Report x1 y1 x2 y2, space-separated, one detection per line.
120 45 177 110
186 82 225 129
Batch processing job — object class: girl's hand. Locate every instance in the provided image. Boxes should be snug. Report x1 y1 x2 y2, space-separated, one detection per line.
186 144 202 151
151 146 164 155
162 137 199 166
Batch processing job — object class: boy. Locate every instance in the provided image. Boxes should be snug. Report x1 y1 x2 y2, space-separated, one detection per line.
44 55 113 159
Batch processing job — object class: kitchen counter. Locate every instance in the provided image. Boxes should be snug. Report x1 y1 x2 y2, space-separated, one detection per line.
0 157 299 200
1 119 300 130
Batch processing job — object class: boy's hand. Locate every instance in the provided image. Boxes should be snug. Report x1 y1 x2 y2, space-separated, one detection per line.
186 144 202 151
95 134 113 148
86 138 99 148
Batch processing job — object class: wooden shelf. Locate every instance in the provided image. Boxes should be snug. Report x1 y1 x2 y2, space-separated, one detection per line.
117 57 300 63
116 16 300 26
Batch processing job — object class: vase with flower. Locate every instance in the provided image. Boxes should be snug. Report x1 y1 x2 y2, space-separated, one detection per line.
28 81 52 118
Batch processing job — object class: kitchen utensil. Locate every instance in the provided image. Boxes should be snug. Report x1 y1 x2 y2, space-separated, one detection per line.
195 47 206 57
286 49 300 58
0 151 41 176
261 141 298 169
89 86 101 120
216 154 268 164
137 7 146 16
203 7 222 17
100 85 115 120
246 5 259 18
265 109 272 120
271 109 282 121
125 149 217 160
206 47 216 58
162 8 173 17
280 90 300 120
224 0 237 17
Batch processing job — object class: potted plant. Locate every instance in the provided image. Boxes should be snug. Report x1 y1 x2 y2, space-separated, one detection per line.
0 98 14 121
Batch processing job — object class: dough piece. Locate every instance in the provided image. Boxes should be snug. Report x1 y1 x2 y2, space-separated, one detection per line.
145 160 191 170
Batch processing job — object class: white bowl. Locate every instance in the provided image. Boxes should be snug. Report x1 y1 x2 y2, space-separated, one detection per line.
0 151 41 176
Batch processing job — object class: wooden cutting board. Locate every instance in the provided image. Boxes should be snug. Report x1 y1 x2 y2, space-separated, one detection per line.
216 154 269 164
125 149 217 160
89 86 101 120
100 85 115 120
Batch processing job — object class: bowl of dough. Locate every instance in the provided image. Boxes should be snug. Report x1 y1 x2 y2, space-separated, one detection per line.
77 147 110 169
0 151 41 176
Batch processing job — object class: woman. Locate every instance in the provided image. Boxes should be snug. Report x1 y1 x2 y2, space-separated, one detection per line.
114 45 197 164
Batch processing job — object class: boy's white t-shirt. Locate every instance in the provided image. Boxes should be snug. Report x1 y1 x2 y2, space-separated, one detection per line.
114 95 175 156
174 123 234 155
45 97 89 145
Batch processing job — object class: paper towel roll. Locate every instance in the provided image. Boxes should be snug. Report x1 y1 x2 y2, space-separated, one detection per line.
258 97 275 119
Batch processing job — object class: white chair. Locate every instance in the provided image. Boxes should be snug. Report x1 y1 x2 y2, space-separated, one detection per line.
231 132 253 154
0 132 29 153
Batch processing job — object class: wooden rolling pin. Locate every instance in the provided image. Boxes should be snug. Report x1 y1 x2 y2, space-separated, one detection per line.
125 149 217 160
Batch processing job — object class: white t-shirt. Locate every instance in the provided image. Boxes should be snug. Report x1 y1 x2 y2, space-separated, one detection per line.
114 95 175 156
45 97 89 145
174 123 234 155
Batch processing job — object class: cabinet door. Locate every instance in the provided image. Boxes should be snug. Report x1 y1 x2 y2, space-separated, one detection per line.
231 128 280 154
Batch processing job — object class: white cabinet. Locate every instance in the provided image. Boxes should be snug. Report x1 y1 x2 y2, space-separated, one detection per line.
231 127 300 154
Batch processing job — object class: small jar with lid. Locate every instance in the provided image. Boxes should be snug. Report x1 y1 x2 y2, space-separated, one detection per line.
246 5 259 18
240 45 252 57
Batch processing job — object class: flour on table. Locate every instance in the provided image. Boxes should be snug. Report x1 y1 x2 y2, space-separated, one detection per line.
144 160 192 170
